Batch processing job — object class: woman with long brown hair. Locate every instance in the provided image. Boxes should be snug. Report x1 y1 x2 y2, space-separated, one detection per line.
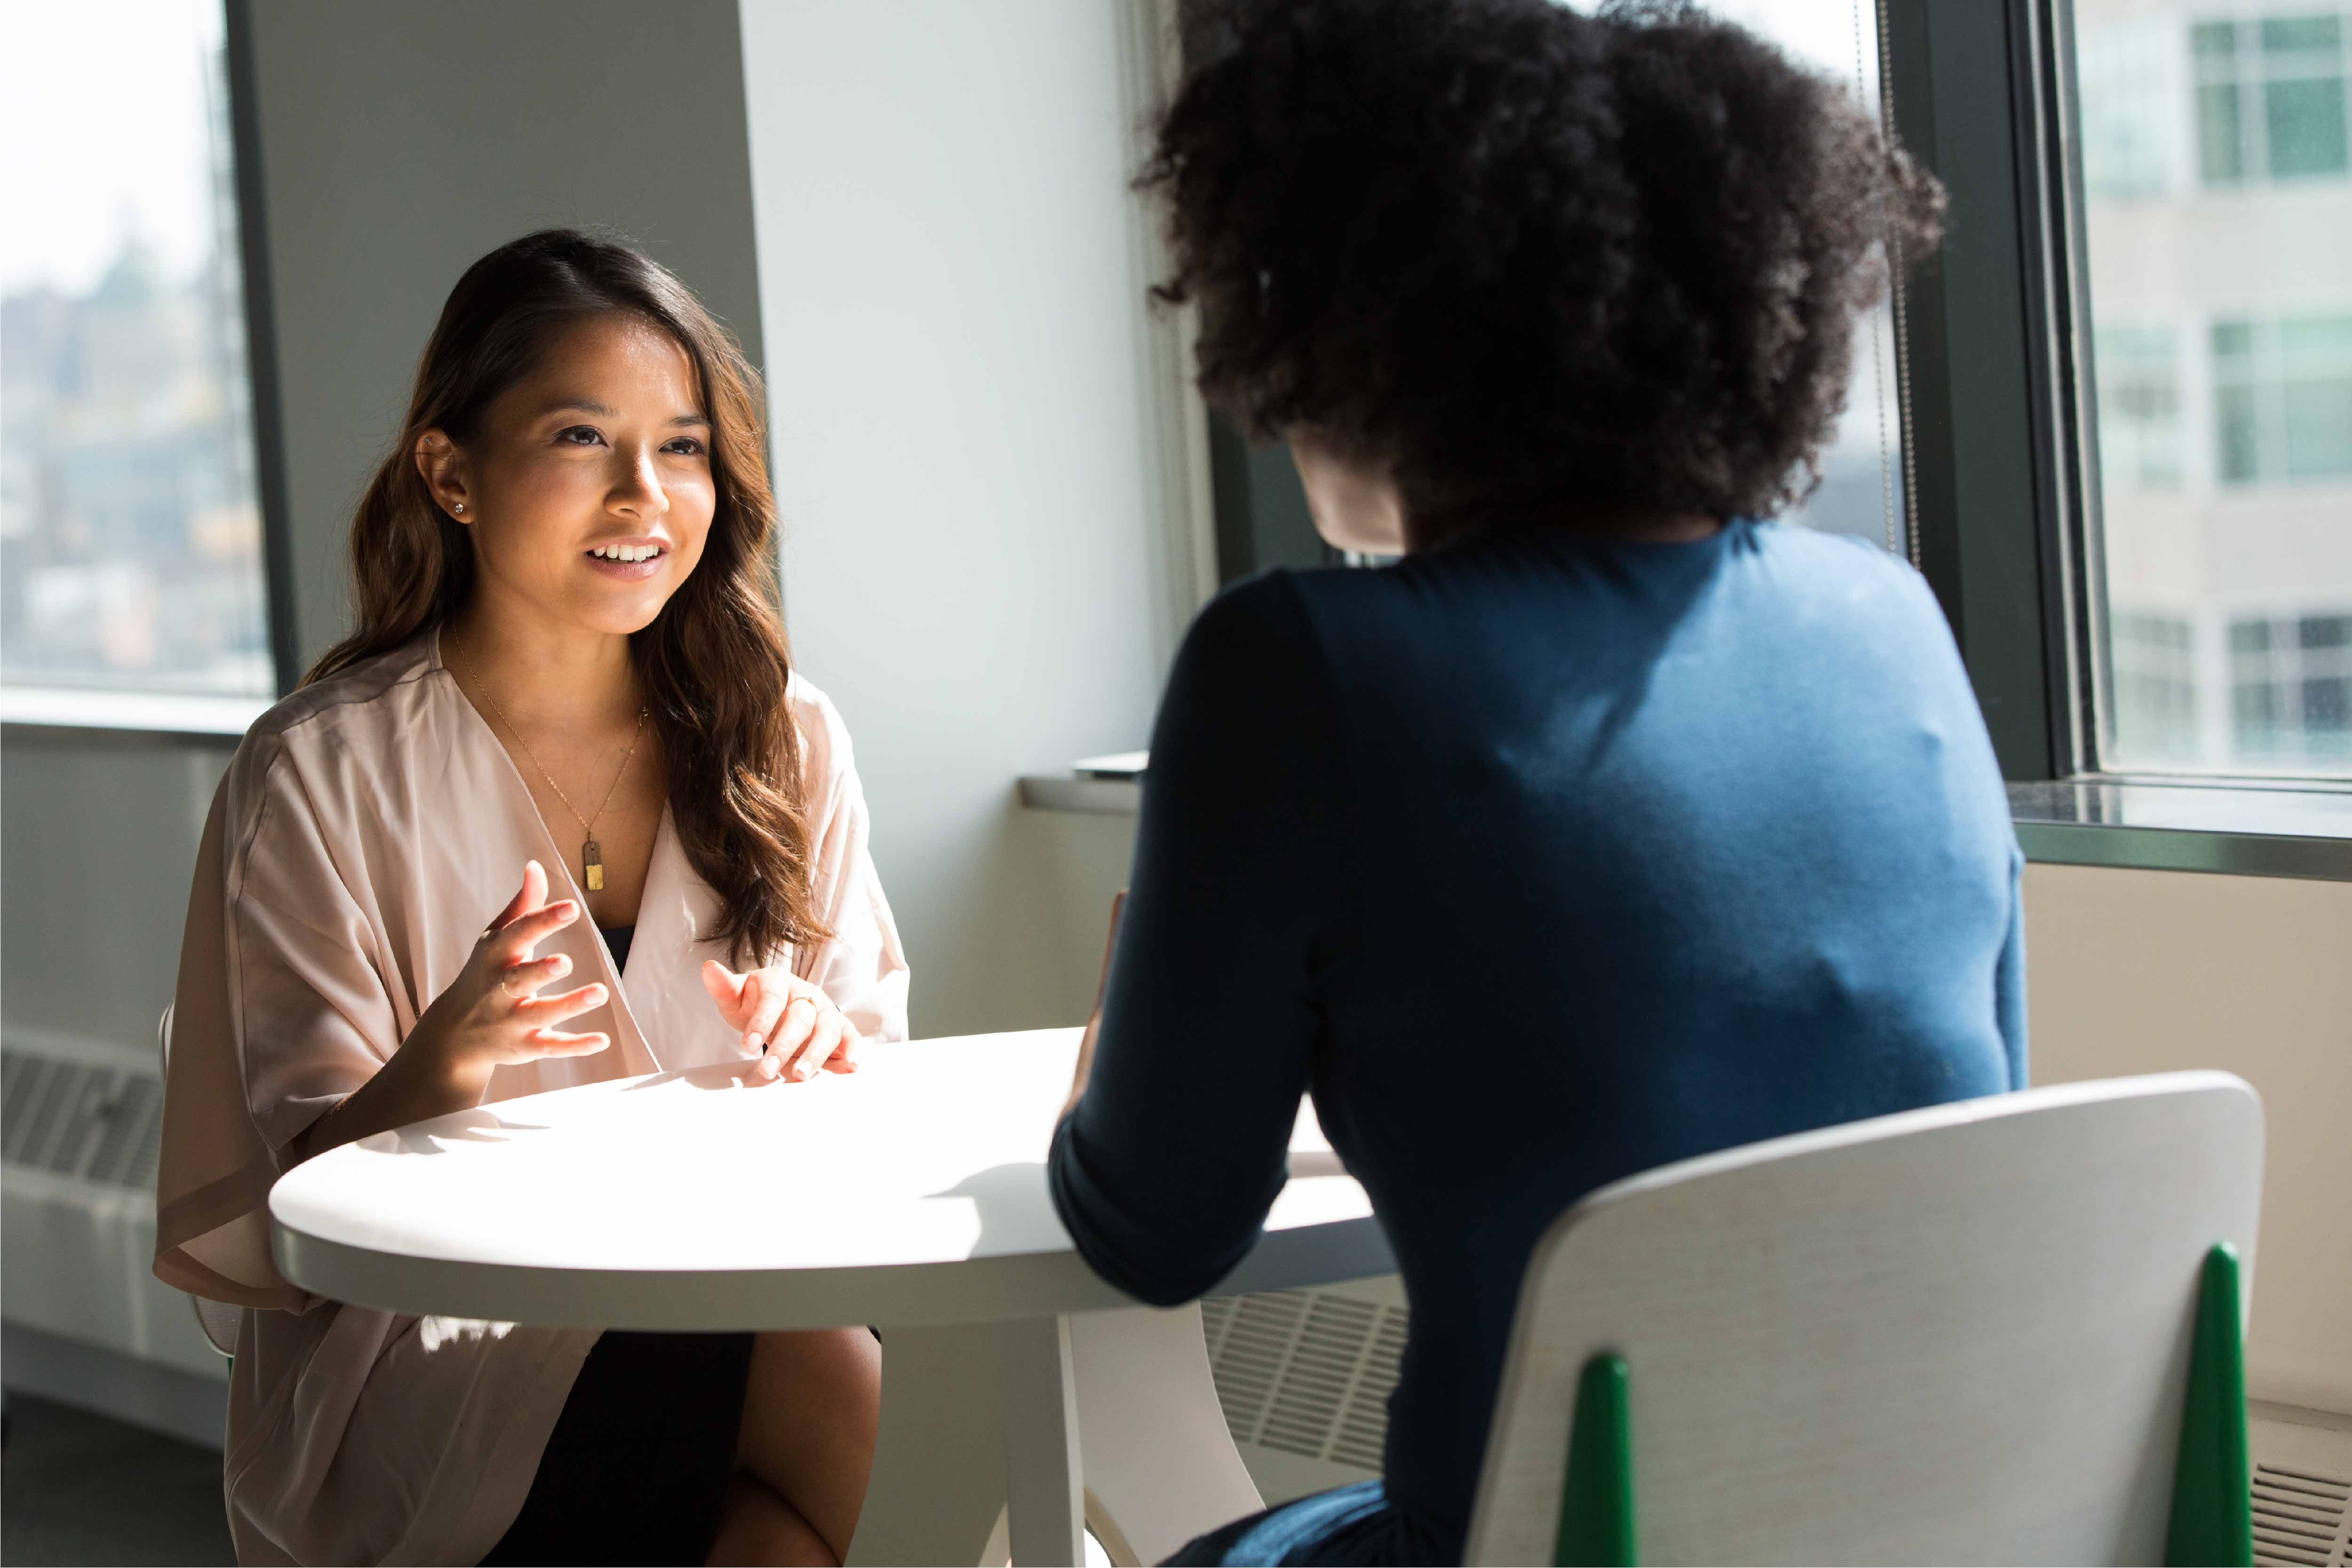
154 230 907 1566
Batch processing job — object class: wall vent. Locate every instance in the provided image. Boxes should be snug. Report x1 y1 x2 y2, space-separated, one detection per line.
2254 1460 2352 1568
1201 1288 1407 1470
0 1045 164 1192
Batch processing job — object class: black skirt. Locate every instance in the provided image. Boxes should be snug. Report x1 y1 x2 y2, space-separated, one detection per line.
478 1330 754 1567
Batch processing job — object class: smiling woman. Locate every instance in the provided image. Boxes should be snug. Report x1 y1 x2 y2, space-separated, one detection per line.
153 230 910 1567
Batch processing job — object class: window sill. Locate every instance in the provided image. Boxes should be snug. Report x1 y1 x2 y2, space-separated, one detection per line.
2008 780 2352 882
1020 763 2352 883
1018 774 1143 816
0 685 272 745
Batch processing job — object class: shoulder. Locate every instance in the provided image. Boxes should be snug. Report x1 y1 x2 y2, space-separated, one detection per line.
223 639 440 810
1740 520 1940 611
244 638 439 756
1154 569 1348 759
784 671 858 790
1176 568 1336 676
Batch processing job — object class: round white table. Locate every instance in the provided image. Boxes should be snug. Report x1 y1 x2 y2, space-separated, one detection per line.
269 1028 1393 1567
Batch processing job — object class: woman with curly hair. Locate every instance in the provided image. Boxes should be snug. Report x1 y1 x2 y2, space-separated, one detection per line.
1047 2 2019 1562
155 231 906 1565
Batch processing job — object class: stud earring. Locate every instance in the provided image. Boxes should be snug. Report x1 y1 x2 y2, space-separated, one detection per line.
452 503 466 514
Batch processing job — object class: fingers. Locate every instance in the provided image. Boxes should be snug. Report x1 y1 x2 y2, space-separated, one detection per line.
493 898 580 964
800 1009 855 1079
769 996 827 1080
742 974 792 1056
819 1020 862 1075
499 951 571 999
515 981 609 1028
699 959 746 1022
491 861 548 932
521 1028 610 1059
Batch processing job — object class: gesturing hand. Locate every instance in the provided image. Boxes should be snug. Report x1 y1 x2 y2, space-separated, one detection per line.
288 861 611 1164
411 860 612 1090
700 960 858 1083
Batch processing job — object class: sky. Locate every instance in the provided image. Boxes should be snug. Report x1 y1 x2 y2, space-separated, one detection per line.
0 0 223 297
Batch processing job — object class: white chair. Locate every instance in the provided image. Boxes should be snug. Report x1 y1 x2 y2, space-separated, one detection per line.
1465 1071 2262 1567
157 1005 241 1359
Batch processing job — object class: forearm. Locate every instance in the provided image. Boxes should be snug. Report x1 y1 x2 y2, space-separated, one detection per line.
287 1019 490 1164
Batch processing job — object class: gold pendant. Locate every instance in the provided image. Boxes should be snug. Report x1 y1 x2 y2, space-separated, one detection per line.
583 837 604 892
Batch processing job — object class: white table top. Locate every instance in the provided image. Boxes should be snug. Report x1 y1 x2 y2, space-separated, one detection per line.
270 1027 1391 1330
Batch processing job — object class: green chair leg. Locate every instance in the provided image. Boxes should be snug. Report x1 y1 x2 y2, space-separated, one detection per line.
2165 1243 2253 1568
1555 1354 1635 1567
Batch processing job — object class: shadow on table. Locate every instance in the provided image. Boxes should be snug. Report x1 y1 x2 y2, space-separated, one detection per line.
927 1149 1351 1257
622 1059 795 1093
930 1161 1069 1257
360 1108 549 1156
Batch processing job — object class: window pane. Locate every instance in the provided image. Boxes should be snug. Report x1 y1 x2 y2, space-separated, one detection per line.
2263 75 2350 175
2095 326 2183 487
2074 1 2352 777
2081 21 2186 198
2193 19 2241 57
2259 14 2341 52
2197 82 2247 181
0 0 272 697
2215 384 2262 482
2283 374 2352 475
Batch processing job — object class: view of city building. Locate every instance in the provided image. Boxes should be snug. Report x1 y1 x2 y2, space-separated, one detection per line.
0 0 271 697
2077 0 2352 773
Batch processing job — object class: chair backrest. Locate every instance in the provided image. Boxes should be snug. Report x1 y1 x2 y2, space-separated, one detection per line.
1464 1072 2263 1566
158 1005 240 1360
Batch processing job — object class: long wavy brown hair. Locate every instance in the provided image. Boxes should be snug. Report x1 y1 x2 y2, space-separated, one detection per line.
306 229 827 966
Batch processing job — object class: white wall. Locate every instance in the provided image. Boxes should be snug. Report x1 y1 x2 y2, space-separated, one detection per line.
2023 863 2352 1418
740 1 1197 1037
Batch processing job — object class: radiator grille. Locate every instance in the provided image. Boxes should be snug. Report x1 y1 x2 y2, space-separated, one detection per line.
1201 1288 1408 1471
0 1045 165 1192
2255 1462 2352 1568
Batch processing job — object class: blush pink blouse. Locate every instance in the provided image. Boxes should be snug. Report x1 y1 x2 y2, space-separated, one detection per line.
153 633 909 1566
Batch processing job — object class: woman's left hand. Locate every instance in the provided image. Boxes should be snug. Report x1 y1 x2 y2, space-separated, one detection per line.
700 960 860 1082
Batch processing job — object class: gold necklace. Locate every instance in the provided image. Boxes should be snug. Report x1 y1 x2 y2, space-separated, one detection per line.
448 628 648 893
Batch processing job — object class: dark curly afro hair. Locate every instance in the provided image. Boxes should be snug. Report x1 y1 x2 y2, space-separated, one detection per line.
1142 0 1947 534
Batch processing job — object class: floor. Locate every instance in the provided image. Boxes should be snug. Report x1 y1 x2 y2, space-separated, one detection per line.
1 1391 236 1567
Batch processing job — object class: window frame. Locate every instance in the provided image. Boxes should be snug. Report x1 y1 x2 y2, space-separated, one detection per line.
1892 0 2352 879
0 0 299 740
1883 0 2091 784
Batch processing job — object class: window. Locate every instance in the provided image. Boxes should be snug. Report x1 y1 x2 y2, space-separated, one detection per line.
2074 3 2352 777
2230 611 2352 762
0 0 274 700
2095 327 2185 489
2111 610 2202 760
2211 316 2352 483
2194 13 2350 182
2082 19 2189 199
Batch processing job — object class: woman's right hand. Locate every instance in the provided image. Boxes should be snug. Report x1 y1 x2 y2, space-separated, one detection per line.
404 860 611 1093
290 862 610 1164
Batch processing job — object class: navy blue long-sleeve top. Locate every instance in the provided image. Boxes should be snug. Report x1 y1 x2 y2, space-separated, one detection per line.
1047 520 2025 1561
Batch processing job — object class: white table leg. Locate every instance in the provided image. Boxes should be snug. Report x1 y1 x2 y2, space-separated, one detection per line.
995 1315 1085 1566
1071 1304 1266 1566
846 1323 1010 1568
848 1305 1263 1568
